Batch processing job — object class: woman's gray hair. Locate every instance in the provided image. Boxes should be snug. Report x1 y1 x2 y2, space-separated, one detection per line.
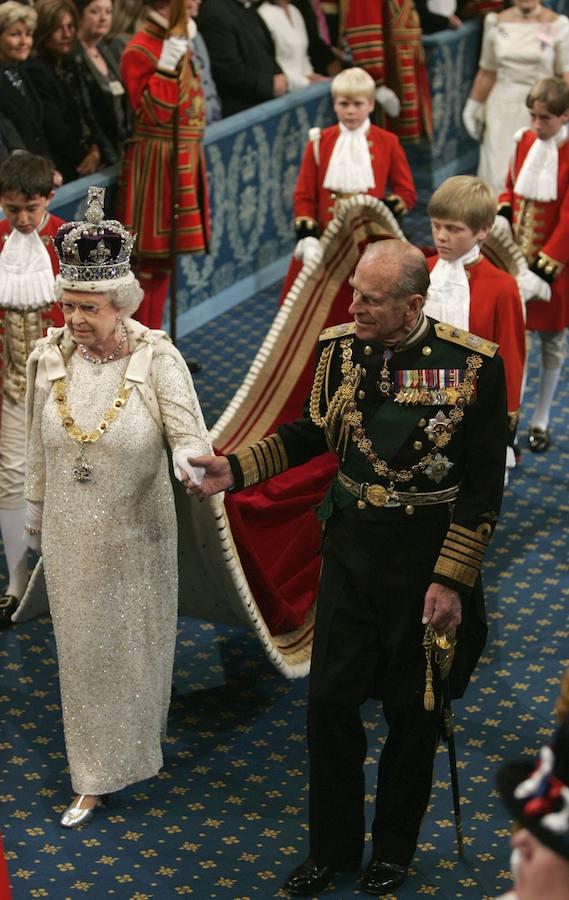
54 279 144 317
0 1 37 33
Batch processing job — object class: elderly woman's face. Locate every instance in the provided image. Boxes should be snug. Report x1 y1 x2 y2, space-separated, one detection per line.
0 20 34 64
60 289 119 348
45 12 76 56
79 0 112 41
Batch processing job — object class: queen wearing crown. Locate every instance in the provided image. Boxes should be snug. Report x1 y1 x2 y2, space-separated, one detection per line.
23 188 211 827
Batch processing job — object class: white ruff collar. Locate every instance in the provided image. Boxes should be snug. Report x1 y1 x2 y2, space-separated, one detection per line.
323 119 376 194
423 244 480 331
0 229 55 311
514 126 568 202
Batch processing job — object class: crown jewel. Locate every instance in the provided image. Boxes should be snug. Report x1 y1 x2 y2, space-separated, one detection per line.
54 187 135 290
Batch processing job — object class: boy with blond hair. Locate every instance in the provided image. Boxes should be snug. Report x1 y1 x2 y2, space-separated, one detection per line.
293 67 416 266
498 77 569 453
424 175 526 465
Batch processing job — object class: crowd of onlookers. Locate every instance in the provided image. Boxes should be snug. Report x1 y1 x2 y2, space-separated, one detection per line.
0 0 347 181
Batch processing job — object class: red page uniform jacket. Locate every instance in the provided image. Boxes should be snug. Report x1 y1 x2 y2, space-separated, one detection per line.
498 128 569 333
117 16 209 260
427 254 525 424
0 214 64 415
294 123 416 238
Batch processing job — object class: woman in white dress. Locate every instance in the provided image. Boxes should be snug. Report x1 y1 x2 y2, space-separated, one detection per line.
24 187 210 827
258 0 327 90
462 0 569 195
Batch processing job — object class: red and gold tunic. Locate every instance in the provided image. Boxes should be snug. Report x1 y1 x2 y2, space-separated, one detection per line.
427 254 525 419
294 122 416 235
342 0 432 142
0 214 64 409
116 15 209 260
499 129 569 333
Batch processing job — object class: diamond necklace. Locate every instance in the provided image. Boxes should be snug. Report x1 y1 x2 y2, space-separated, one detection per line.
78 324 127 364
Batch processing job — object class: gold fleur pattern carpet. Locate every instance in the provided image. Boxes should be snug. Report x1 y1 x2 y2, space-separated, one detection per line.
1 216 568 898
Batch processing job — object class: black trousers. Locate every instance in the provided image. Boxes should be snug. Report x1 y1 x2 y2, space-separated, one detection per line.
307 504 452 868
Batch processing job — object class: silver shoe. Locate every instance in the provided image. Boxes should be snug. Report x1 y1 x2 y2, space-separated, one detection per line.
60 794 102 828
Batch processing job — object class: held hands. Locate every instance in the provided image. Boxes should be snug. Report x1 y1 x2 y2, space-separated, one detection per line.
422 583 462 633
158 35 189 72
24 500 43 553
76 145 101 176
375 85 401 118
273 73 288 97
516 270 552 303
182 454 235 500
293 236 324 266
462 97 484 141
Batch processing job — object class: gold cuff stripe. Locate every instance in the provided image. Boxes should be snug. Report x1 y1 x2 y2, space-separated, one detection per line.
449 522 491 545
440 547 483 568
235 435 288 488
444 531 487 554
442 540 485 563
434 556 479 588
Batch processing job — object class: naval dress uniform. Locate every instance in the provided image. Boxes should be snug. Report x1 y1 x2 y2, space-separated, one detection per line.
227 312 507 867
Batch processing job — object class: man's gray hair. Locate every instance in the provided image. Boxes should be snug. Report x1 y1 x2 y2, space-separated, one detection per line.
360 239 430 303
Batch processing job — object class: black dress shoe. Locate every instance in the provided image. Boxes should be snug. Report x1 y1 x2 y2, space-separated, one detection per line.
283 857 359 896
186 359 202 374
528 426 550 452
361 859 408 895
0 595 18 630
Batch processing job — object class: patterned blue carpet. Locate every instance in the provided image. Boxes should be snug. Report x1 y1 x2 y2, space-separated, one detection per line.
2 198 569 898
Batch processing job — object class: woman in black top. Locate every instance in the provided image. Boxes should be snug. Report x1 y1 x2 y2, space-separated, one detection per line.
0 3 51 160
73 0 130 165
25 0 108 183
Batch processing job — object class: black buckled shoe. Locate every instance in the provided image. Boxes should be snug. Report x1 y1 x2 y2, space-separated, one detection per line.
528 426 550 453
361 859 408 895
283 857 360 896
0 594 18 630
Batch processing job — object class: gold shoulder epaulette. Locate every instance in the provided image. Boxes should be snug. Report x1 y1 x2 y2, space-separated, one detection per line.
435 322 498 358
318 322 356 342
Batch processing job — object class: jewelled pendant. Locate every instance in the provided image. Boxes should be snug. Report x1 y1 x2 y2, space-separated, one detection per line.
72 446 93 482
376 349 393 396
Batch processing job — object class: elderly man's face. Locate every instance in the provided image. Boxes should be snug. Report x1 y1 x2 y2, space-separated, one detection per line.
348 253 418 345
511 828 569 899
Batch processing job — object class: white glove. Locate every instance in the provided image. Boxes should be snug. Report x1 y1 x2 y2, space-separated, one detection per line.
24 500 43 553
173 448 206 485
375 85 400 118
505 445 516 470
293 236 323 266
158 36 189 72
516 270 552 303
462 98 484 141
492 212 513 239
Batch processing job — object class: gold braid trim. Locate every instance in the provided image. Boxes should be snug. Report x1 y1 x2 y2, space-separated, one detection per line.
434 522 491 588
233 434 289 488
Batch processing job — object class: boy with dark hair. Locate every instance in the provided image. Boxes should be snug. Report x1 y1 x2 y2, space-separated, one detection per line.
0 151 63 628
424 174 526 471
498 77 569 452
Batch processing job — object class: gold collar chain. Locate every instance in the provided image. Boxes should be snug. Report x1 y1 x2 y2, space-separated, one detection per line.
312 337 483 486
53 373 133 481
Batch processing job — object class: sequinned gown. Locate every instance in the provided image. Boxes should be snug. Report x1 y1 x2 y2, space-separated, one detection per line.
26 349 208 795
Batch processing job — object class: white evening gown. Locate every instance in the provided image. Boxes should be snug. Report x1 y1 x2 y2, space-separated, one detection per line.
477 12 569 195
258 2 314 90
25 343 209 795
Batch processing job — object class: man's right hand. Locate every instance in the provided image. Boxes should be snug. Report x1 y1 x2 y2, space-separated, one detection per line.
273 74 288 97
184 455 234 499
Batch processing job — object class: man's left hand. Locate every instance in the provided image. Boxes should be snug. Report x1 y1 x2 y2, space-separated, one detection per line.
422 583 462 632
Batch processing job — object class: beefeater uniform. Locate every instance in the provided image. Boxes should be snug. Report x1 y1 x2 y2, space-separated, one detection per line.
225 313 507 866
117 11 209 328
294 122 416 239
498 128 569 333
342 0 432 141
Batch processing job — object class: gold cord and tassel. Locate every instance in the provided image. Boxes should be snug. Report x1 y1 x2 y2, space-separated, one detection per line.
423 624 457 711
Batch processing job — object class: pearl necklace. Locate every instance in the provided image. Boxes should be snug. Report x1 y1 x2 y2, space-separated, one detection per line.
78 324 127 364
